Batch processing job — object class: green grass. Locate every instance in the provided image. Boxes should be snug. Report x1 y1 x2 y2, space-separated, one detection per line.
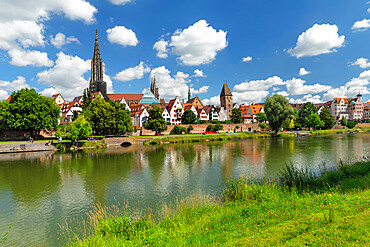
64 160 370 247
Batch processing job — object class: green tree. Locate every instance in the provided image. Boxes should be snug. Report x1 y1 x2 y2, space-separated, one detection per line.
231 108 242 123
214 123 223 132
65 115 92 141
265 94 294 134
340 116 348 127
146 105 167 134
259 122 268 129
299 102 317 127
346 121 357 129
82 88 92 110
0 100 10 130
206 124 215 132
187 125 194 134
173 125 186 134
181 109 197 124
319 107 335 129
292 107 302 129
2 89 60 138
85 95 115 135
109 101 133 134
305 113 325 130
256 112 268 123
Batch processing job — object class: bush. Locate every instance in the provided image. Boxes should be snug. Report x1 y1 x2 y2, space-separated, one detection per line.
206 124 215 132
346 121 357 129
259 123 268 129
187 125 194 133
214 123 223 132
173 125 186 134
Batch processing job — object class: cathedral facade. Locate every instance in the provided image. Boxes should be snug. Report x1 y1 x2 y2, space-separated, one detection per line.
89 30 107 97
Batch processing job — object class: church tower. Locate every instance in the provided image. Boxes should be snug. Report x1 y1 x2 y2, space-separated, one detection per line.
150 77 159 100
89 30 107 97
220 82 233 120
188 86 191 102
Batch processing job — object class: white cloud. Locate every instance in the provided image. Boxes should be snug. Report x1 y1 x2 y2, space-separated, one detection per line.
115 62 150 82
289 94 322 104
288 24 345 58
233 91 270 104
158 20 227 66
191 86 209 94
193 69 205 77
0 20 45 50
8 48 53 67
233 76 285 92
150 66 208 101
109 0 132 5
153 39 169 58
299 67 311 76
0 0 97 24
0 76 30 93
276 91 289 97
351 57 370 69
286 78 332 95
241 56 252 62
352 19 370 31
202 95 220 106
107 26 138 47
0 90 9 100
37 52 90 100
323 70 370 101
50 33 79 49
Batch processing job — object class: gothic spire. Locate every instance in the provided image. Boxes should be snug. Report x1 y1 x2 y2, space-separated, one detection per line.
188 85 191 102
93 29 101 60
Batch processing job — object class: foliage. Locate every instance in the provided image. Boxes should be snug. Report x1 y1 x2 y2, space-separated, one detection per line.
65 115 93 141
319 107 335 129
72 111 80 121
146 105 167 134
187 125 194 134
340 116 347 127
181 110 197 124
235 125 240 129
299 102 317 127
214 123 223 132
85 96 115 135
258 123 268 129
292 107 301 129
0 88 60 138
82 88 92 110
206 124 215 132
346 121 357 129
173 125 186 134
305 113 325 130
264 94 294 133
109 101 133 134
230 108 242 123
256 112 267 123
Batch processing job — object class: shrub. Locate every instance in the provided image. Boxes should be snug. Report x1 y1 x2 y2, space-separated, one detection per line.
172 125 186 134
346 121 357 129
187 125 194 133
206 124 215 132
214 123 223 132
259 123 268 129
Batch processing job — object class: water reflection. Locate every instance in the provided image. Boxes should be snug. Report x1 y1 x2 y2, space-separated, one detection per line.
0 133 369 246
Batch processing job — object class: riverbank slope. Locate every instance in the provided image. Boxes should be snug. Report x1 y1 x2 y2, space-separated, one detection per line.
66 160 370 246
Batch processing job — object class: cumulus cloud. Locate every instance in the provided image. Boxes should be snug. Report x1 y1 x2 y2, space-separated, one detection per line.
0 76 30 93
286 78 331 95
234 76 285 92
288 24 345 58
150 66 208 101
290 94 322 104
109 0 132 5
8 49 53 67
233 91 270 104
153 39 169 58
193 69 205 77
155 20 228 66
352 19 370 31
0 0 97 24
276 91 289 97
191 86 209 94
0 90 9 100
241 56 252 62
37 52 90 100
107 26 138 47
115 62 150 82
351 57 370 69
299 67 311 76
50 33 79 48
202 95 220 106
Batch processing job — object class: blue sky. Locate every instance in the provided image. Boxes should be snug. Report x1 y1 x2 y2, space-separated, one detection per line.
0 0 369 104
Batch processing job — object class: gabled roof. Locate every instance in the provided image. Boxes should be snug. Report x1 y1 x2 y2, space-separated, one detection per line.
334 98 348 104
249 104 263 115
203 105 213 114
73 96 83 102
183 103 195 111
51 93 64 100
220 83 232 96
196 108 206 115
6 96 11 102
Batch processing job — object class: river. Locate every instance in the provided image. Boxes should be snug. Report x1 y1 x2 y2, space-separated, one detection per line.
0 133 369 246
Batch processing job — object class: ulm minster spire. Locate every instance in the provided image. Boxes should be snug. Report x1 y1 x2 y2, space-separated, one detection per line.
89 29 107 97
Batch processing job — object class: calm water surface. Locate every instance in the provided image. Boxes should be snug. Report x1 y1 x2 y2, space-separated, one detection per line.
0 133 369 246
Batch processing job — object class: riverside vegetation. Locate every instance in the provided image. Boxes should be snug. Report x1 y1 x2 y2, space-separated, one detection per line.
63 159 370 246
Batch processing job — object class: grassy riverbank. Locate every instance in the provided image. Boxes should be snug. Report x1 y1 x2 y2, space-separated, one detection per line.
143 128 370 145
65 160 370 246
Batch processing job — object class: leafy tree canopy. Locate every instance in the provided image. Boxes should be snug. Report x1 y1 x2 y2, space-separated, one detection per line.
146 105 167 134
256 112 268 123
59 115 93 141
1 88 60 138
181 109 197 124
231 108 242 124
84 95 115 135
319 107 335 130
305 113 325 130
299 102 317 127
264 94 294 133
340 116 348 127
109 101 133 134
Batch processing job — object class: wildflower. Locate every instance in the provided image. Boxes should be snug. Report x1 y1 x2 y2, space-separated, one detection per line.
328 194 333 198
